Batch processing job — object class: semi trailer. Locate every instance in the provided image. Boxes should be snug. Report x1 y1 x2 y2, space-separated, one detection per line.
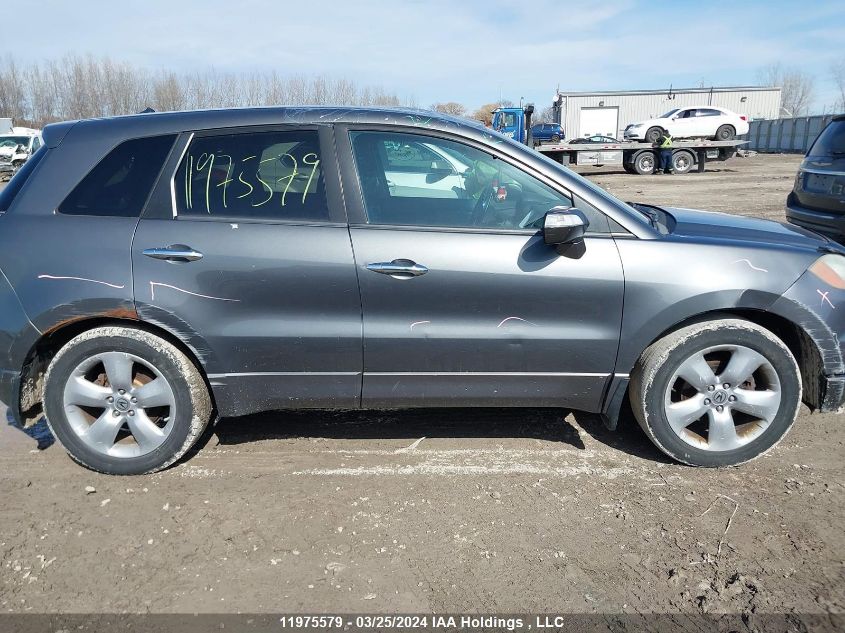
492 105 745 174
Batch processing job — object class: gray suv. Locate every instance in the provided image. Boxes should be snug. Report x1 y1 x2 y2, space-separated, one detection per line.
1 107 844 474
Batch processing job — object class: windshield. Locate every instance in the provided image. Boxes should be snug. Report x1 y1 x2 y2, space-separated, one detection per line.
0 136 30 149
659 109 679 119
807 120 845 157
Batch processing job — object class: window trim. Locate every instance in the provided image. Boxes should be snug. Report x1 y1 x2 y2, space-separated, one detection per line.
144 124 347 225
337 124 619 237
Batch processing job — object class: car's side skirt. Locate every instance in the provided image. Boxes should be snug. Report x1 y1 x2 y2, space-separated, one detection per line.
208 371 622 416
362 371 612 410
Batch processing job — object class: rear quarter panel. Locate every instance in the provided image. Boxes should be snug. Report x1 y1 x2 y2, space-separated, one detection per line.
0 135 138 334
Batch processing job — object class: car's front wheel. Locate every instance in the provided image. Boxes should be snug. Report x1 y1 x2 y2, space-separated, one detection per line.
629 318 801 467
644 127 664 143
43 326 212 475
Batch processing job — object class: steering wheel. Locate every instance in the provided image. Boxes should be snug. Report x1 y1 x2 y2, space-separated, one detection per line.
471 184 495 226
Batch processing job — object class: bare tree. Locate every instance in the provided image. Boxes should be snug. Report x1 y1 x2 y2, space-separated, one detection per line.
0 54 412 128
0 55 28 122
153 72 186 112
832 58 845 112
470 99 514 127
430 102 466 117
758 63 816 117
534 106 556 124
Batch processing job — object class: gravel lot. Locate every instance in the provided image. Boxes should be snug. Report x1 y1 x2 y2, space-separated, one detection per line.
2 153 843 627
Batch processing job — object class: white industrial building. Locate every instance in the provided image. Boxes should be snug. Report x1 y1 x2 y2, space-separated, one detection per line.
556 86 782 140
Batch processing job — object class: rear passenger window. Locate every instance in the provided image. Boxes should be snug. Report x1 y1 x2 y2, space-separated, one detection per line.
59 135 176 217
174 130 328 222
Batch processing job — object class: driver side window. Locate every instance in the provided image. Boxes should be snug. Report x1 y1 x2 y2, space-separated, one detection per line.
350 131 609 233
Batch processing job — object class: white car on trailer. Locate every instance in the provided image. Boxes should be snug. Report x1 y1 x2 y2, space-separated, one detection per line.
623 106 749 143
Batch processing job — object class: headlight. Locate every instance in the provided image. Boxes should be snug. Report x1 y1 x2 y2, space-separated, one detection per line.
809 254 845 289
630 124 643 129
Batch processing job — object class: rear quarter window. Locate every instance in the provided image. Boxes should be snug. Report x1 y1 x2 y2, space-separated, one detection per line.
59 135 176 217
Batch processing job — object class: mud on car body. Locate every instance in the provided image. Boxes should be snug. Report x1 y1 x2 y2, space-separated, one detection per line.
0 106 844 474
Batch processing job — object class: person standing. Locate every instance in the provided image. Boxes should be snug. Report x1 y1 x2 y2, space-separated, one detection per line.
654 131 674 174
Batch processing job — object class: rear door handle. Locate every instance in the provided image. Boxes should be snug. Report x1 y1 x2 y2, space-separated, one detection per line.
366 259 429 278
142 245 204 262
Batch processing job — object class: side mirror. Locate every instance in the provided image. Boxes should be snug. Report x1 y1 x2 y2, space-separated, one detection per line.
426 161 455 183
543 207 589 246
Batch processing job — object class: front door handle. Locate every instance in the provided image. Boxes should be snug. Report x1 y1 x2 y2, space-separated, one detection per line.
143 245 204 263
366 259 429 278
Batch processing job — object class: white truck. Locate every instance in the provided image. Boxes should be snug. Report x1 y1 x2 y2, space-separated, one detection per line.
0 127 43 181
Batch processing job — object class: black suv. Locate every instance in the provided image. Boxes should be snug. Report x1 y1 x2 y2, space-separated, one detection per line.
1 107 844 475
787 115 845 240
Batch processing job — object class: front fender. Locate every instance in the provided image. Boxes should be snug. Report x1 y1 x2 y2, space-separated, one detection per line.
614 239 815 374
768 268 845 411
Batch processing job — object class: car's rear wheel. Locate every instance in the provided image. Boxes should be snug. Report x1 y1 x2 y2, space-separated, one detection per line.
551 134 561 143
43 326 212 475
629 318 801 467
715 124 735 141
644 127 663 143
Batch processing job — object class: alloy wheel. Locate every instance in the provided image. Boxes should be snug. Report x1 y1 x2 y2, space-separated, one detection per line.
663 344 781 451
62 351 176 458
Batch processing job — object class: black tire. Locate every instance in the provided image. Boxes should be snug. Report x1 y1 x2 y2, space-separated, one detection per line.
629 318 801 467
551 134 561 143
644 127 663 143
43 326 212 475
632 151 656 175
715 124 735 141
672 150 694 175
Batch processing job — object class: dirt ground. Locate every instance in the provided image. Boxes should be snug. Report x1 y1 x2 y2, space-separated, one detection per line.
575 152 803 222
2 153 843 628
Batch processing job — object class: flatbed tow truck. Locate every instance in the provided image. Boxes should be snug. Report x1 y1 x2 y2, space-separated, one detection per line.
492 105 747 175
535 138 746 175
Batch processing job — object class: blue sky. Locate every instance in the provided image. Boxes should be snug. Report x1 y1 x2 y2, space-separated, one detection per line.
9 0 845 112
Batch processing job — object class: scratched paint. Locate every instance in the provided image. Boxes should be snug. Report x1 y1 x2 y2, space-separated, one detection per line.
497 316 538 328
150 282 240 303
732 259 769 273
817 289 836 309
37 274 125 290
